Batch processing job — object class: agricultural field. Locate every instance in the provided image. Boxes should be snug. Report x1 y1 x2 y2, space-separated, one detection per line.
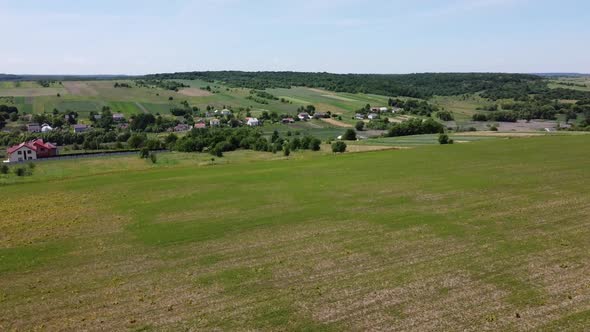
1 135 590 330
547 76 590 92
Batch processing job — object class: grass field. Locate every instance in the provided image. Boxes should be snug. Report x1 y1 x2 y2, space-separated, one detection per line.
1 136 590 330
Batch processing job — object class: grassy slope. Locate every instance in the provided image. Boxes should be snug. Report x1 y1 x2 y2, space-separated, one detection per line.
1 136 590 331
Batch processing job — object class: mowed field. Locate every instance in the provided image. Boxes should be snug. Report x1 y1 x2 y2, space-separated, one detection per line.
1 136 590 331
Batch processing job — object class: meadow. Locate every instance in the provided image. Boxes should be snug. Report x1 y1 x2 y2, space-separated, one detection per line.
1 135 590 331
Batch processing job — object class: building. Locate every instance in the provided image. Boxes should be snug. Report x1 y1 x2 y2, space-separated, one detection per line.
355 113 366 120
27 123 41 133
368 113 379 120
314 112 328 119
174 124 191 132
112 113 125 122
246 118 260 126
282 117 295 124
210 119 221 127
73 124 89 133
194 122 207 129
298 112 311 121
379 107 389 112
5 139 57 163
221 109 232 116
41 123 53 133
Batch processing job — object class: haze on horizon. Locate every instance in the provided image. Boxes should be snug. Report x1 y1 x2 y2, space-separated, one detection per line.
0 0 589 75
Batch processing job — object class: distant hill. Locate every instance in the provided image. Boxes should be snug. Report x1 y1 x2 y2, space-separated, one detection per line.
535 73 590 78
0 74 138 81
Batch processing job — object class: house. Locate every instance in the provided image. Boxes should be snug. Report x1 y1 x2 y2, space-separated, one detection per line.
379 107 389 112
194 122 207 129
246 117 260 127
174 123 191 132
298 112 311 121
93 114 102 120
210 119 221 127
5 139 57 163
368 113 379 120
392 107 402 113
27 123 41 133
282 117 295 124
355 113 366 120
112 113 125 122
73 124 89 133
371 107 380 113
314 112 328 119
221 109 232 116
41 123 53 132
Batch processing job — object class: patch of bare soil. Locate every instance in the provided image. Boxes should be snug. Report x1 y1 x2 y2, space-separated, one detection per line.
178 88 212 97
320 118 352 128
63 82 98 96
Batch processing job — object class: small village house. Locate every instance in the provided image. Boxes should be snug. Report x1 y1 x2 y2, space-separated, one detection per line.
246 117 260 126
174 123 191 132
41 123 53 132
73 124 89 133
282 117 295 124
5 139 57 163
112 113 125 122
194 122 206 129
210 119 221 127
27 123 41 133
368 113 379 120
355 113 365 120
298 112 310 121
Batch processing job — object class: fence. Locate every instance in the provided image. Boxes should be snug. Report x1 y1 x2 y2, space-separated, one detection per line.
4 149 170 164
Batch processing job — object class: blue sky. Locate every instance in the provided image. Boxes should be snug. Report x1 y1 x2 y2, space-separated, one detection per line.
0 0 588 74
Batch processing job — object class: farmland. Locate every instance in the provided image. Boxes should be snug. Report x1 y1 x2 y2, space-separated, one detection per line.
1 135 590 330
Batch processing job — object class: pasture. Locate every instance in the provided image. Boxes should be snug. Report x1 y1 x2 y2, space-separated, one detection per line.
1 136 590 330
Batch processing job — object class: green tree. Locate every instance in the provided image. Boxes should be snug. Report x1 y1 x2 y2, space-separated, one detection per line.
331 141 347 153
342 129 357 140
355 121 365 131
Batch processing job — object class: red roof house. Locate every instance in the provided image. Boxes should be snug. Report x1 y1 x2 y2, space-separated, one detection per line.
6 139 57 162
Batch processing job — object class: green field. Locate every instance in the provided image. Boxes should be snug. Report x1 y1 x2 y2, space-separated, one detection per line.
1 136 590 330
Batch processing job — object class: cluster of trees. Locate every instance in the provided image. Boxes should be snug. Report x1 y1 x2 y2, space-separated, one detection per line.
0 105 20 129
143 71 544 99
135 79 189 91
387 118 444 137
174 127 321 157
436 110 454 121
114 82 132 88
472 111 518 122
37 80 57 88
388 99 440 116
249 90 278 100
0 162 35 177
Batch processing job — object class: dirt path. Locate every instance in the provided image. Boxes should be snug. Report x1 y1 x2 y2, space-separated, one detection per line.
134 102 150 114
320 118 353 128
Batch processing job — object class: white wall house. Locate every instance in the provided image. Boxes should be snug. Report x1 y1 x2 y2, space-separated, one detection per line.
7 143 37 163
246 118 260 126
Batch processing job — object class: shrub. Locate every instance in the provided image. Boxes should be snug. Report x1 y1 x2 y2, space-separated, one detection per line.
310 138 321 151
332 141 347 153
342 129 357 140
139 147 150 159
438 133 450 145
14 166 30 176
283 145 290 157
149 153 157 164
355 121 365 131
0 164 9 174
490 125 498 131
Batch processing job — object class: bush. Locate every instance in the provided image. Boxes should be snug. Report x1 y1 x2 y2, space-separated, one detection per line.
283 145 290 157
342 129 357 140
438 133 450 144
355 121 365 131
332 141 347 153
490 125 498 131
310 138 321 151
0 164 9 174
139 147 150 159
149 153 157 164
14 166 31 176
